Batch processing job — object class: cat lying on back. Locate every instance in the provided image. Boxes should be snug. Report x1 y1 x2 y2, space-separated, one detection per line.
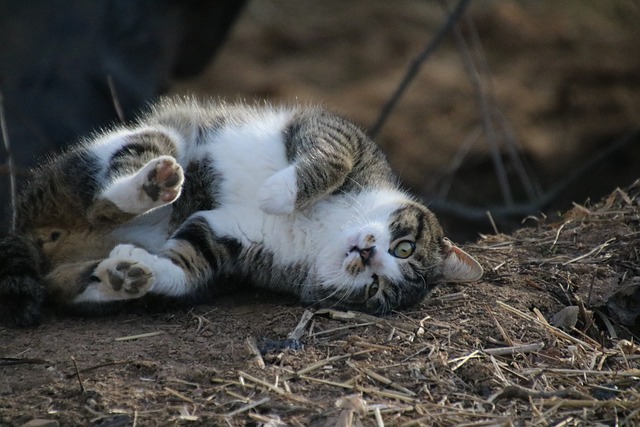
0 97 482 326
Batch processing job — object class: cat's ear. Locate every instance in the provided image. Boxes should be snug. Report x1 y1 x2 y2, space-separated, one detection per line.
441 238 483 283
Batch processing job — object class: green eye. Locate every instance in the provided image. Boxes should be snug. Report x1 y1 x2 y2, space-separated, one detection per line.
390 240 416 259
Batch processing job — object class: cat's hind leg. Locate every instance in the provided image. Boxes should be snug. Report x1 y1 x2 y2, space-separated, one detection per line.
88 156 184 224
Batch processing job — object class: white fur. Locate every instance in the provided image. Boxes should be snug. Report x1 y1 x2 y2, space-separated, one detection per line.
99 106 416 299
109 244 187 296
74 257 154 303
311 190 407 290
74 286 115 303
258 165 298 215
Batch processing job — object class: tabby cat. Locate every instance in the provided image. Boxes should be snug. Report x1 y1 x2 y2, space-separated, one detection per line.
0 97 482 326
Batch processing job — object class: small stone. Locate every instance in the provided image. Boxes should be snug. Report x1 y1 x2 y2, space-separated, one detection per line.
551 306 579 329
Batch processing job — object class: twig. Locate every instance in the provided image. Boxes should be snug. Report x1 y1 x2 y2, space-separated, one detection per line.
355 385 417 403
70 356 85 394
298 374 355 390
288 309 314 340
463 11 541 202
482 342 544 356
373 406 385 427
237 370 314 405
448 350 481 371
347 361 416 396
245 337 265 369
370 0 471 137
488 384 591 403
562 238 615 265
486 210 499 234
486 305 512 345
400 345 433 363
225 396 270 417
164 386 194 403
521 368 640 377
497 301 597 352
0 89 17 231
114 331 163 341
294 349 377 377
309 322 376 337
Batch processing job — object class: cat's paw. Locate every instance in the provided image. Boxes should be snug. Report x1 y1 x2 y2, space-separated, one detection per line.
141 156 184 203
76 257 154 303
258 166 298 215
100 156 184 215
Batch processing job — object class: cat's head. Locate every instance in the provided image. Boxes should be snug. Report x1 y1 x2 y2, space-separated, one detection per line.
306 192 482 314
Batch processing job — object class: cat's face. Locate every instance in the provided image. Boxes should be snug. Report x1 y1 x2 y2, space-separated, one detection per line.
308 196 442 314
307 195 482 314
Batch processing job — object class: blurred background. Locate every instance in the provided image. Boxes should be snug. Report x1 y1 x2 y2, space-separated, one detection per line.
1 0 639 241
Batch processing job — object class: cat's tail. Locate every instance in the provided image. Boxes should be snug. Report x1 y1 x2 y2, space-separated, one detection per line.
0 234 46 326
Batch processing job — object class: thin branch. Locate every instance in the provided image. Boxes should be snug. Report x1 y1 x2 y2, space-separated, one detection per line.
494 108 543 200
428 126 640 222
70 355 85 394
442 0 513 205
463 14 541 202
0 89 17 232
436 126 481 199
369 0 471 138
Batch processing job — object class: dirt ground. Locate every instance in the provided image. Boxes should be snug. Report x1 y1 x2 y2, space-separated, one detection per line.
2 183 639 426
2 1 640 426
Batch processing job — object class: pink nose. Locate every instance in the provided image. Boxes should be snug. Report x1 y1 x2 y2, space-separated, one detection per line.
351 246 376 264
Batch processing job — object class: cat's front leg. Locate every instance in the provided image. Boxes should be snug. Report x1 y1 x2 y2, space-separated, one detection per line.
258 110 365 215
49 244 189 304
46 255 155 305
88 156 184 224
73 258 154 303
258 165 298 215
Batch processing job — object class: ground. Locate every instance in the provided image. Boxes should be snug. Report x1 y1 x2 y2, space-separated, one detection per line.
2 182 639 426
2 1 640 426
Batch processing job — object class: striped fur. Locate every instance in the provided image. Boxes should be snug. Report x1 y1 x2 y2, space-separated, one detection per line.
0 97 482 325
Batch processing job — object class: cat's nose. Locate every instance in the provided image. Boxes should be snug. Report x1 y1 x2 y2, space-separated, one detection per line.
358 246 376 264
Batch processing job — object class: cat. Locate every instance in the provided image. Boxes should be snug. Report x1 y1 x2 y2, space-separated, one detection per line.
0 97 483 326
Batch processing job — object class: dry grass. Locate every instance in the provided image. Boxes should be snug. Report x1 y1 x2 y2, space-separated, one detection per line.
2 181 639 426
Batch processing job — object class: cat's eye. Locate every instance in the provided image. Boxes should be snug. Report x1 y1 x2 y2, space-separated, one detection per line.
390 240 415 259
368 275 380 299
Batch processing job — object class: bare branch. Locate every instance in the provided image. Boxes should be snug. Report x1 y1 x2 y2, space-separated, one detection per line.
428 126 640 223
444 3 513 206
369 0 471 138
463 14 542 203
